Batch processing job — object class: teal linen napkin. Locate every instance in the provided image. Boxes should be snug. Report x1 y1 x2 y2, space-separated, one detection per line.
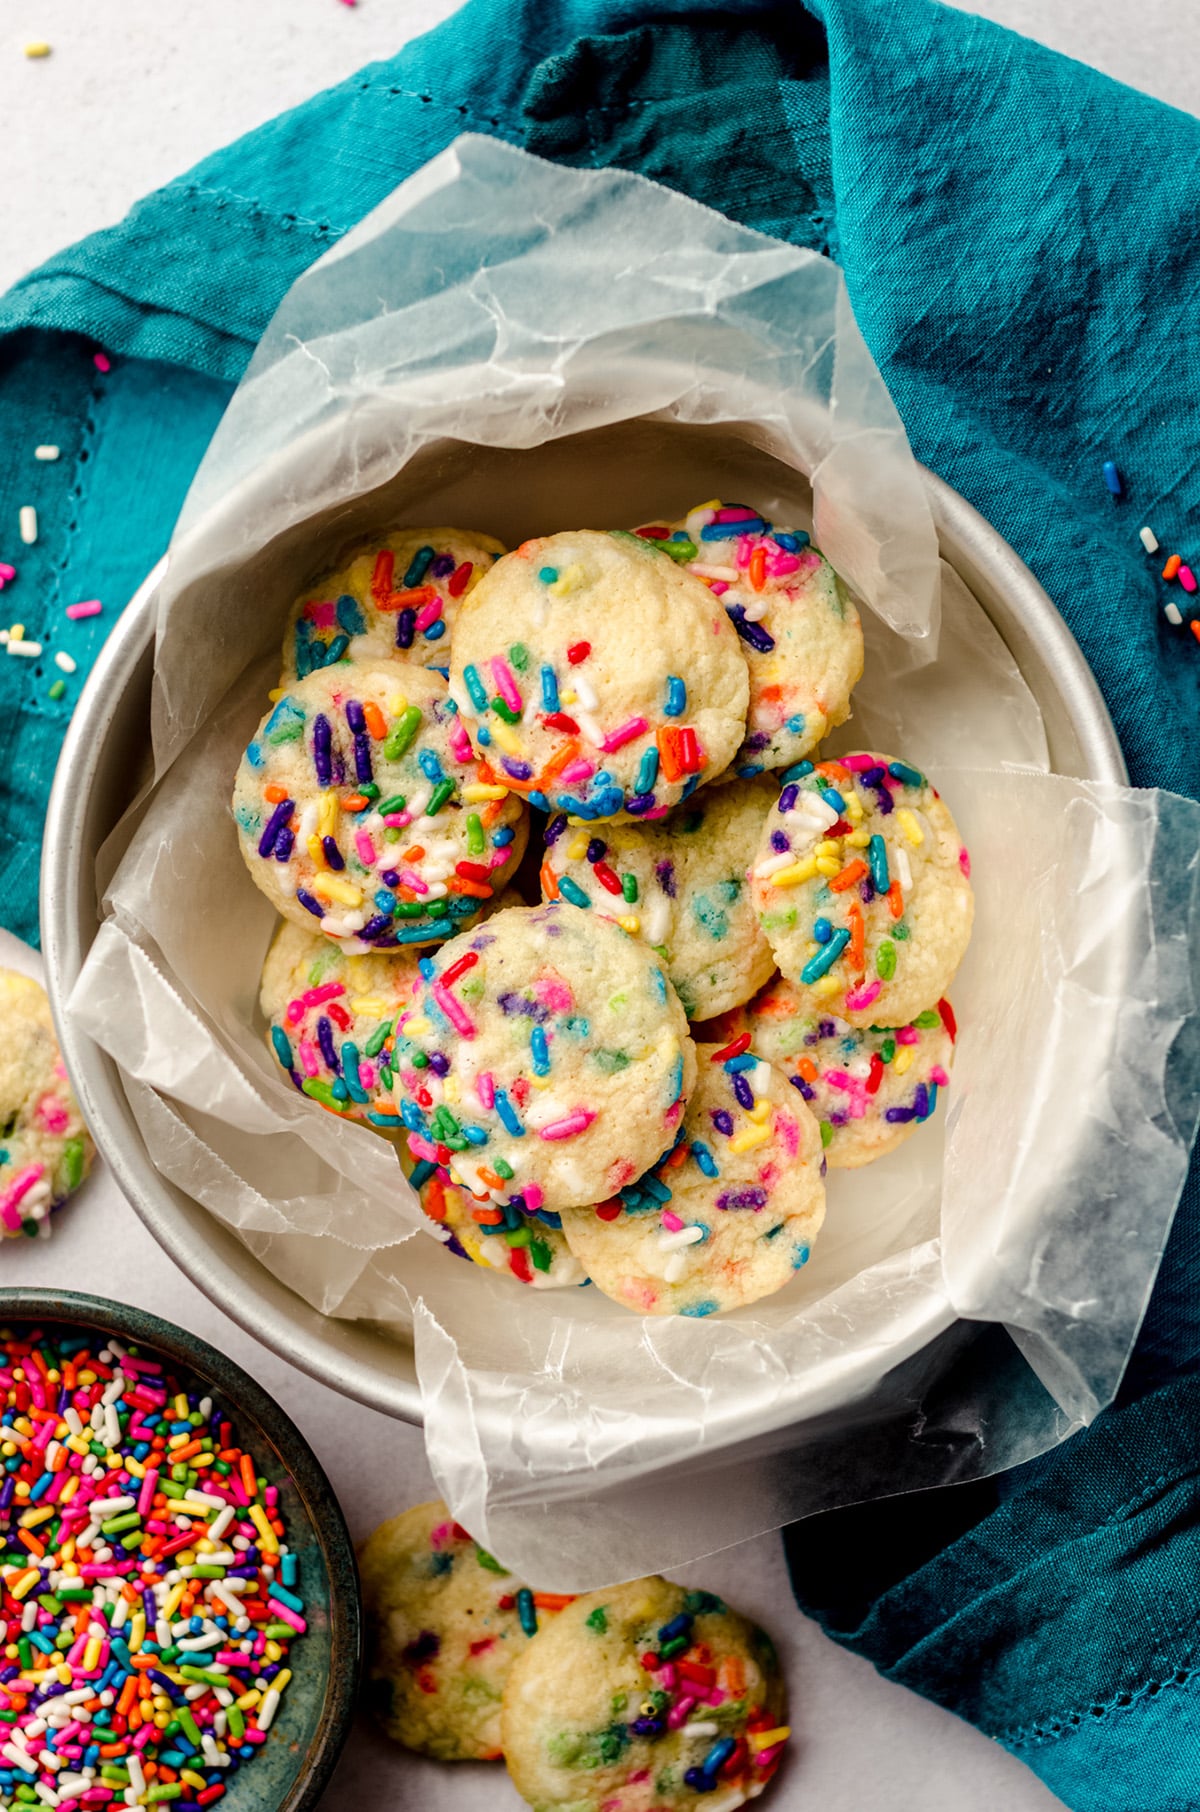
3 3 1199 1804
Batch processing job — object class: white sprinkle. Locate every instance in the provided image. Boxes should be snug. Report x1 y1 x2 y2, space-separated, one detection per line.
7 638 42 658
54 650 77 673
19 506 38 545
1165 601 1183 627
658 1224 706 1252
896 845 913 892
35 445 60 462
0 630 7 646
257 1687 281 1732
753 850 796 880
663 1252 689 1284
683 1720 721 1737
1139 525 1159 554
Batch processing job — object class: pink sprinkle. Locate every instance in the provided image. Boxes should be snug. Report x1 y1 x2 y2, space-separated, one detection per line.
735 536 754 571
843 980 882 1011
305 600 337 628
398 868 428 895
661 1209 685 1232
0 563 15 581
755 1743 786 1769
840 753 876 771
384 811 412 828
767 551 803 577
302 982 345 1008
708 579 730 596
408 1133 440 1164
534 976 573 1015
488 848 510 869
359 1060 377 1090
522 1182 545 1212
560 759 595 784
448 722 474 763
298 1038 320 1078
137 1470 159 1516
659 1663 677 1688
267 1598 307 1633
93 352 111 372
490 656 523 713
34 1091 69 1134
896 1026 920 1045
66 599 102 619
432 981 476 1039
538 1109 596 1141
0 1162 45 1229
476 1072 496 1110
713 505 760 523
414 596 444 633
931 1065 950 1087
600 716 649 753
1181 565 1198 594
355 829 376 866
667 1696 696 1728
959 846 971 877
775 1112 801 1156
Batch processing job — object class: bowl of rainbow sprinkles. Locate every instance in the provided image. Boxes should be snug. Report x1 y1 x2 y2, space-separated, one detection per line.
0 1290 360 1811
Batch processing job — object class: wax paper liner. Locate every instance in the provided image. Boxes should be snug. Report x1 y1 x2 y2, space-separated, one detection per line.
62 136 1200 1588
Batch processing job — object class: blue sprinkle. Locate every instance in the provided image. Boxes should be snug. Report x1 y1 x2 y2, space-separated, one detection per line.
400 1101 428 1134
821 787 846 813
793 1244 811 1268
418 958 437 980
690 1141 718 1177
681 776 699 799
403 544 436 588
868 833 890 893
539 566 559 584
737 763 764 778
635 746 660 794
650 968 668 1004
813 916 832 944
418 748 445 783
324 633 350 665
491 826 516 847
531 1026 550 1075
336 594 365 636
423 618 446 642
781 760 814 782
461 1124 489 1145
408 1158 437 1188
476 725 492 746
245 740 264 768
801 927 850 983
785 713 806 733
888 760 924 788
681 1299 719 1317
723 1053 757 1073
701 518 766 540
463 664 488 711
528 790 550 810
664 676 686 717
493 1088 525 1137
540 664 560 711
1102 460 1122 497
270 1027 294 1069
374 889 397 912
641 1175 673 1204
774 530 810 551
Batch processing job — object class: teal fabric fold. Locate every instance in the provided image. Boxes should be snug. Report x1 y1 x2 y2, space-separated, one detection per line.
4 2 1200 1803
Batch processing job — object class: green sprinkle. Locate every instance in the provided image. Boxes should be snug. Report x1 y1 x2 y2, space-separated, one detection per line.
466 813 485 856
226 1705 246 1741
376 793 408 816
493 1156 514 1180
364 1020 393 1057
264 1622 298 1640
101 1510 141 1535
880 1037 896 1064
505 1224 531 1247
914 1009 941 1028
586 1606 608 1633
491 695 521 724
48 678 66 701
177 1708 202 1747
875 941 897 980
509 642 529 670
660 537 698 562
302 1078 349 1111
820 1121 833 1148
894 923 910 940
621 873 638 903
384 705 423 761
426 778 455 816
475 1546 508 1574
557 876 590 909
529 1237 552 1272
659 1635 689 1659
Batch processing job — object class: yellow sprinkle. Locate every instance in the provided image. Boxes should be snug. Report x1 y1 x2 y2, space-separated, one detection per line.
82 1639 102 1673
845 829 871 848
815 855 841 877
815 839 840 857
181 1771 208 1792
560 689 578 706
162 1583 186 1621
273 1668 293 1692
898 808 924 846
24 41 52 58
249 1503 279 1553
267 688 284 703
130 1614 146 1654
812 975 841 998
19 1505 55 1528
9 625 25 643
566 835 589 860
348 996 389 1017
750 1726 791 1751
728 1124 772 1154
550 562 585 596
388 693 409 713
769 858 818 888
55 1663 71 1685
893 1046 916 1076
318 791 339 837
312 873 363 907
403 1016 433 1037
748 1099 772 1123
462 783 509 802
617 914 641 934
236 1690 262 1711
9 1568 39 1600
694 497 722 512
306 834 326 869
844 795 864 822
488 719 523 756
264 1640 284 1663
442 1074 460 1104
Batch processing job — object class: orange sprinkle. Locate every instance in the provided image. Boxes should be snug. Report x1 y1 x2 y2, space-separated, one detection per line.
362 700 387 740
448 877 493 900
1191 621 1200 646
540 860 561 902
117 1676 140 1717
533 1592 578 1609
239 1453 258 1500
797 1057 818 1083
814 760 850 781
663 1141 691 1170
1164 554 1182 580
98 1743 127 1759
171 1439 203 1463
422 1173 448 1220
477 1167 509 1192
657 726 684 783
263 783 288 804
718 1654 747 1694
537 739 582 789
481 799 504 827
476 757 503 787
16 1528 45 1559
402 845 425 863
396 885 418 902
342 793 369 813
828 859 867 893
472 1206 505 1226
887 881 904 920
749 546 767 592
847 901 865 972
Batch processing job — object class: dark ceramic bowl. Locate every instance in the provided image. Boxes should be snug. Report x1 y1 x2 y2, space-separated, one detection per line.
0 1288 361 1812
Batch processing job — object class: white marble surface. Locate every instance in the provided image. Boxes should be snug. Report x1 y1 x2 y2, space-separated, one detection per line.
4 1 1188 1804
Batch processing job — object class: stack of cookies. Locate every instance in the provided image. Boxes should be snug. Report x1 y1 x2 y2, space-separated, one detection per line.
234 504 974 1316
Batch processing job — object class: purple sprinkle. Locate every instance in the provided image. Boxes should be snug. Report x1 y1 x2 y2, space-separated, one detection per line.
273 827 294 862
829 1110 848 1127
430 553 456 579
427 1052 451 1076
789 1076 814 1101
297 888 323 917
402 1629 441 1666
655 859 677 899
712 1108 735 1137
884 1106 916 1123
586 838 607 863
716 1187 767 1210
624 793 656 815
727 604 776 652
381 868 401 887
862 765 886 786
360 913 393 940
257 797 294 858
498 991 548 1022
545 813 569 845
818 1019 837 1037
770 828 790 853
731 1071 754 1111
502 757 534 781
354 732 374 784
746 730 770 753
859 879 875 904
912 1083 930 1119
317 1016 340 1073
396 608 416 650
322 835 344 870
778 784 798 814
312 714 332 787
345 699 366 734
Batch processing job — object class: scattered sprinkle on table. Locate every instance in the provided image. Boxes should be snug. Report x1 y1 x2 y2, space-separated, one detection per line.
65 600 102 621
18 509 37 547
1179 565 1197 595
1164 601 1183 627
47 679 66 701
93 354 111 374
34 446 59 463
1139 525 1159 553
22 41 51 59
54 651 77 675
1102 459 1122 497
0 1323 307 1810
1163 554 1182 581
6 640 42 659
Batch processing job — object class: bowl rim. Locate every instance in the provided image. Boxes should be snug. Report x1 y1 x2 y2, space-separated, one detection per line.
39 463 1129 1432
0 1285 362 1812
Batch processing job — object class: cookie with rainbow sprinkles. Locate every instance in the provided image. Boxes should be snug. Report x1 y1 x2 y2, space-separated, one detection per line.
389 902 697 1213
233 662 528 949
561 1041 825 1317
449 529 750 820
749 753 973 1028
502 1573 788 1812
360 1498 575 1761
540 776 777 1021
414 1158 588 1289
0 968 93 1239
634 499 863 776
280 525 505 680
704 977 956 1168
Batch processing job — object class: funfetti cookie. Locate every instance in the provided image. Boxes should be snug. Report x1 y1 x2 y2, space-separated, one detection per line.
0 968 93 1239
390 902 697 1213
561 1042 825 1317
449 530 750 820
414 1159 588 1290
541 777 776 1021
749 754 973 1028
502 1574 789 1812
233 662 528 949
360 1499 574 1761
280 527 505 680
634 500 863 775
704 978 957 1168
